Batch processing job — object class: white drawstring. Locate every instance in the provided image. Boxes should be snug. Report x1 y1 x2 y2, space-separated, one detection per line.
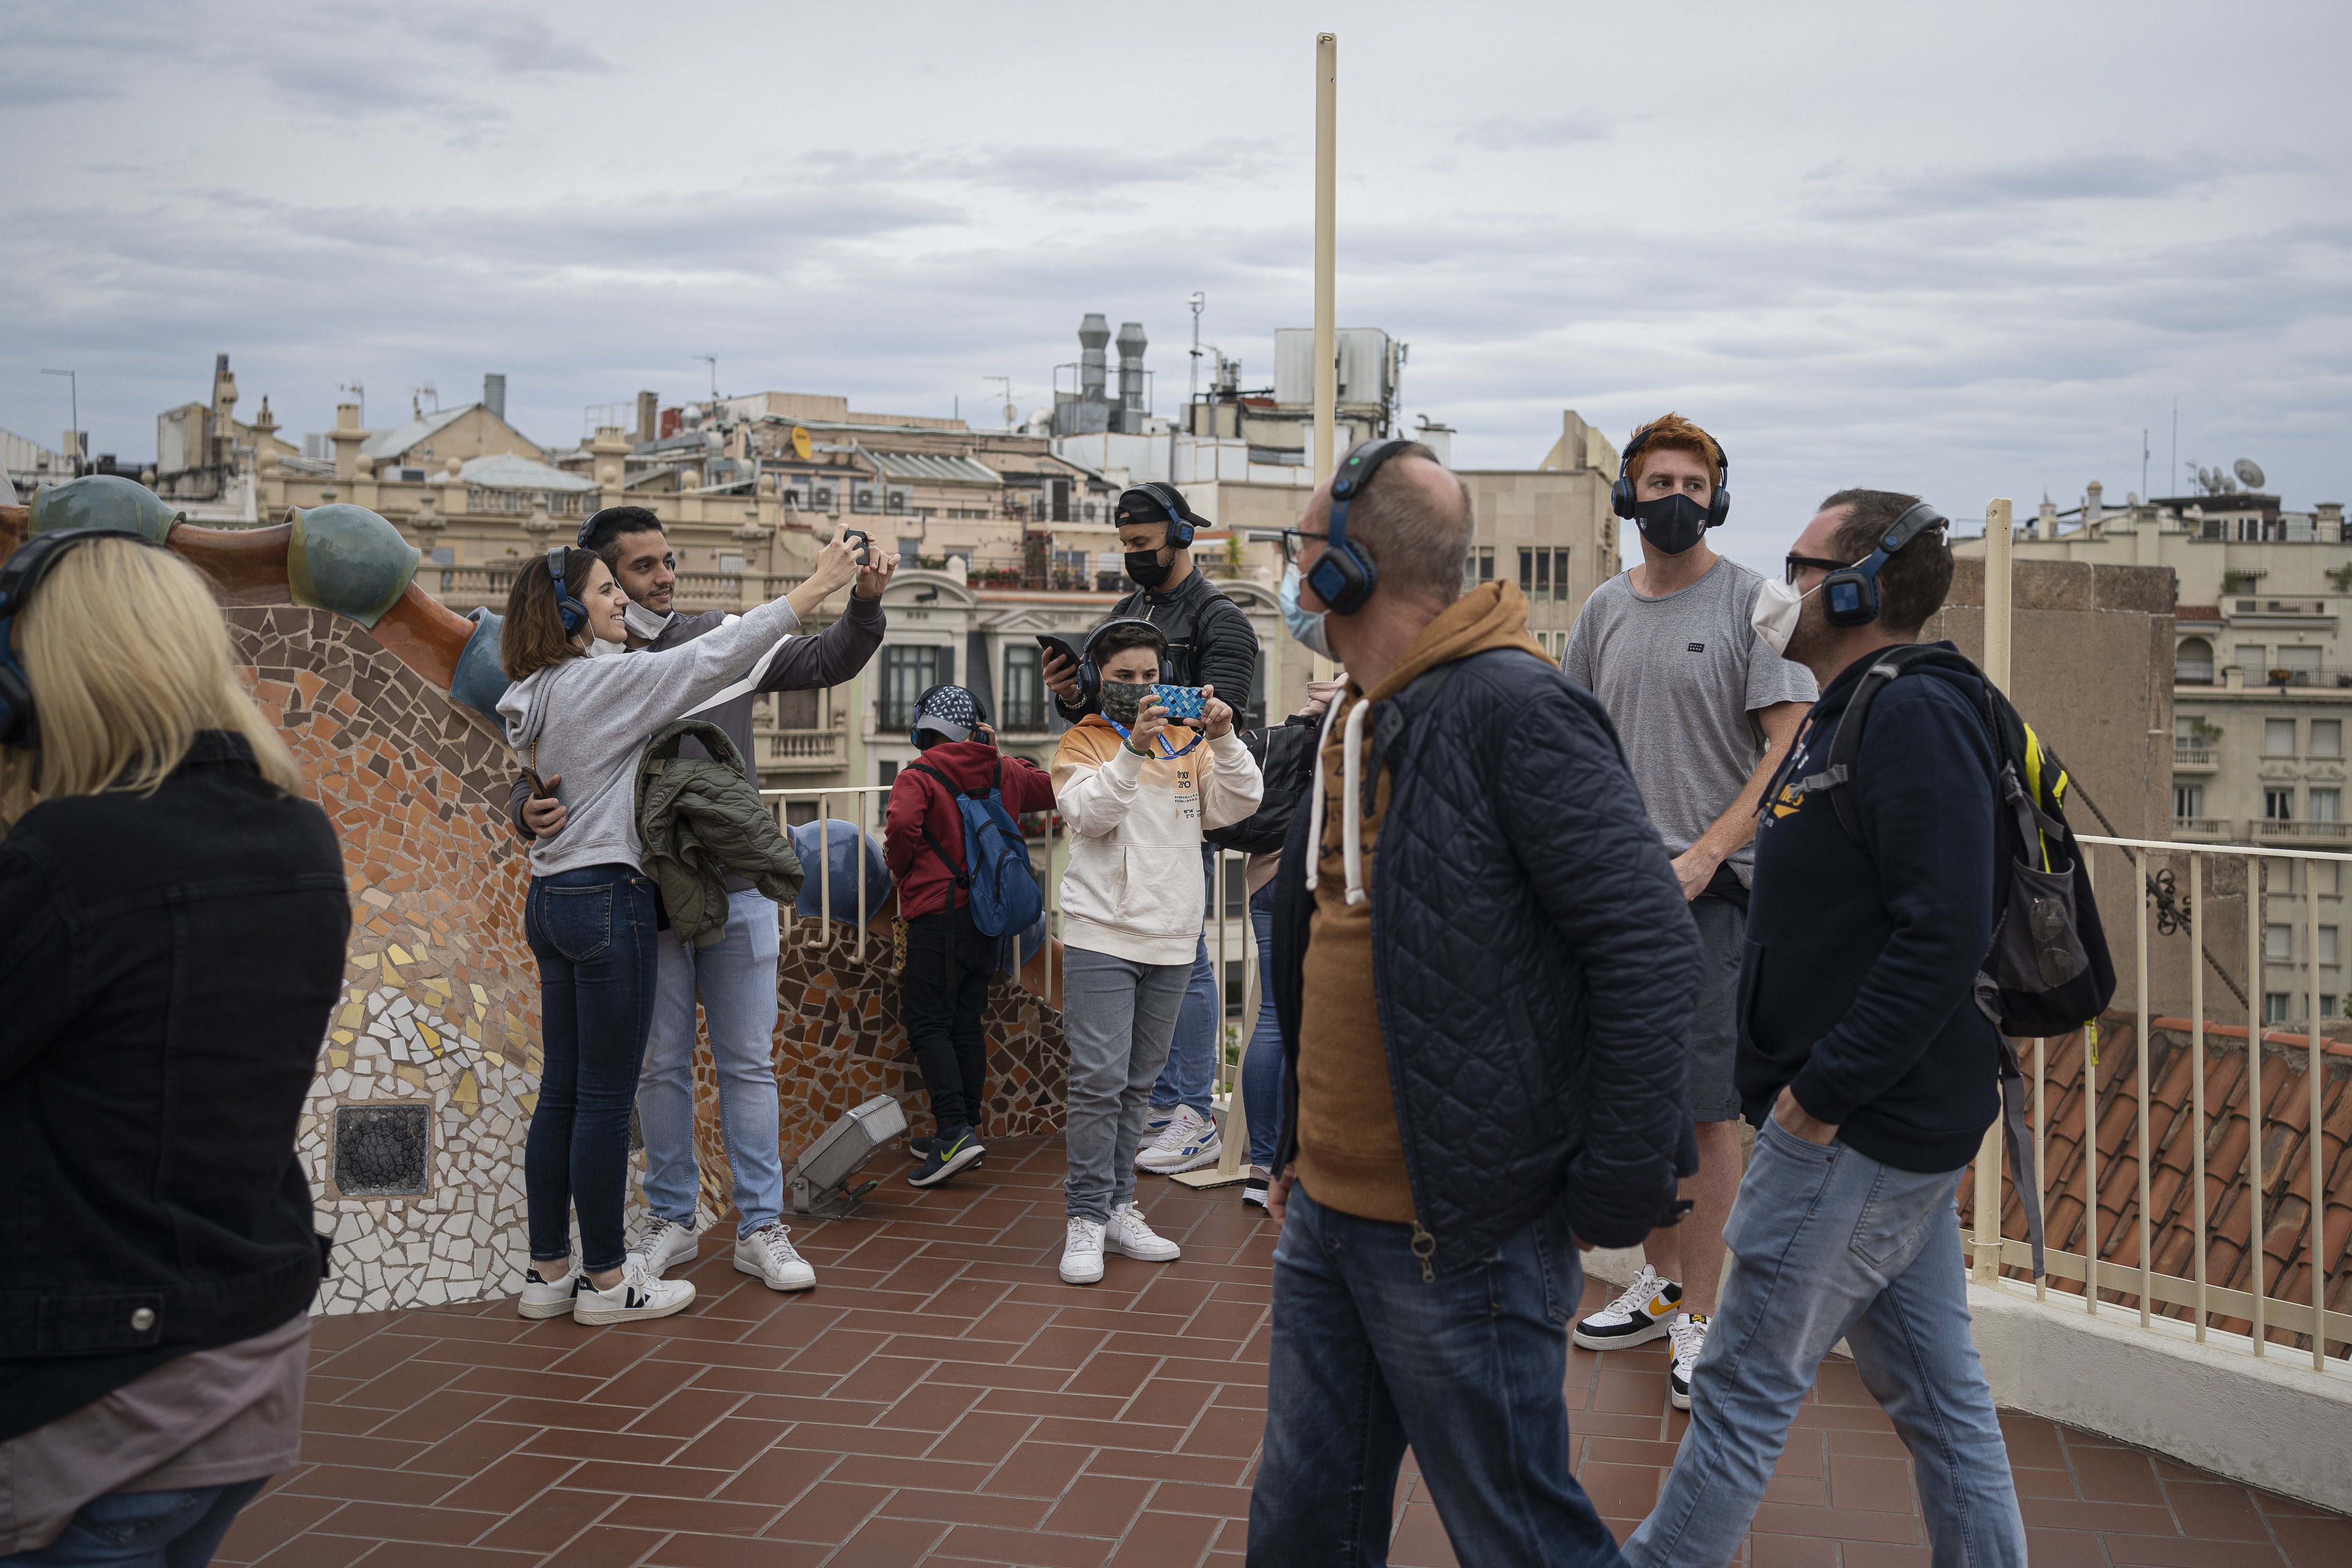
1302 694 1348 894
1340 697 1369 906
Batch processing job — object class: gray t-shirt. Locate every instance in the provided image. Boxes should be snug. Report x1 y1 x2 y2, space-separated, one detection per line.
1561 557 1818 879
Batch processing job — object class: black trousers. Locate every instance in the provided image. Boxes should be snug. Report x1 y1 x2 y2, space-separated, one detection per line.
902 902 997 1133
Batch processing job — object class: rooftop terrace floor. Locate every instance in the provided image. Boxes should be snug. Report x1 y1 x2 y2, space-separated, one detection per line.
224 1136 2349 1568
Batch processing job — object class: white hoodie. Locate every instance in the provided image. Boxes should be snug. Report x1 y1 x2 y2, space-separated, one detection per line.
1049 716 1263 966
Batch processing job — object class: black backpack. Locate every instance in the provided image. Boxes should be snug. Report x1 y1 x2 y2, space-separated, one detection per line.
1793 645 2117 1276
1205 715 1321 857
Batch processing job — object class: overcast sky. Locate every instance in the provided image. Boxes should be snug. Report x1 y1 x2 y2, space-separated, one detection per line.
5 0 2346 569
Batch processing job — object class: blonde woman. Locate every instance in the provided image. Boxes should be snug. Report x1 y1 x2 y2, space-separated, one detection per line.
0 529 349 1565
494 534 861 1327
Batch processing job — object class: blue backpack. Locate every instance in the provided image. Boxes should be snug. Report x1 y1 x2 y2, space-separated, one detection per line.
904 759 1043 938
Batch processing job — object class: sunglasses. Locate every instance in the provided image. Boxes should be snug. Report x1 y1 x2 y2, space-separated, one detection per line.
1784 554 1850 585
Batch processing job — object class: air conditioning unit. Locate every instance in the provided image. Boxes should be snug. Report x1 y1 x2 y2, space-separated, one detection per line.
884 486 911 514
809 482 836 512
850 484 880 514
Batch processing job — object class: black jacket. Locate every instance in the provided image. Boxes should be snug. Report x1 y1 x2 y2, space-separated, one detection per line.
1739 642 2001 1172
1269 649 1699 1272
0 733 349 1440
1055 567 1259 721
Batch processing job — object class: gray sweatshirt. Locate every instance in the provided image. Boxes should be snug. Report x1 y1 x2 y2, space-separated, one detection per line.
497 595 802 879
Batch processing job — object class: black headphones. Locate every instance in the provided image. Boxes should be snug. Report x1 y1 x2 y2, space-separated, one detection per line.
547 545 588 637
1117 482 1196 550
1076 617 1171 706
1821 502 1949 627
0 527 171 747
908 684 991 748
1309 438 1413 616
1610 426 1731 529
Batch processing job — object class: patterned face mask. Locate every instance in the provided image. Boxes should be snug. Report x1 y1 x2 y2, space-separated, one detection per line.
1101 681 1151 728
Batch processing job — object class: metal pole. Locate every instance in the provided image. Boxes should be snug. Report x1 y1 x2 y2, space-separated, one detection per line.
1312 32 1337 487
2138 855 2152 1329
1974 498 2014 1283
2250 854 2266 1354
2192 852 2208 1340
2084 844 2101 1314
2309 869 2326 1370
2035 1033 2048 1303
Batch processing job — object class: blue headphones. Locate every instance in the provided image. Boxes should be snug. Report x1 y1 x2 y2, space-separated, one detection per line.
1821 502 1948 627
1309 438 1413 616
547 546 587 636
1116 482 1196 550
0 527 171 747
1610 426 1731 528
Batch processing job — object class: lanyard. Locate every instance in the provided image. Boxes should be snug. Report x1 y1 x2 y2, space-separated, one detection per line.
1104 717 1203 760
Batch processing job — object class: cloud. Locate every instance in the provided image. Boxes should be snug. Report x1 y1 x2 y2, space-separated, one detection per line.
1807 150 2290 220
1455 113 1610 151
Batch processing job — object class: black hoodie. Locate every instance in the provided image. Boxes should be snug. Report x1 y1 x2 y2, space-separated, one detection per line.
1737 640 2002 1173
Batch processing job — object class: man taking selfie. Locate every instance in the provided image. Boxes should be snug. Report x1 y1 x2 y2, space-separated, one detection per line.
1560 413 1814 1412
514 508 892 1294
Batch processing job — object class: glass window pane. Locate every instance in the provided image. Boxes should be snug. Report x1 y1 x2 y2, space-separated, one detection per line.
1535 550 1552 602
2313 789 2341 823
2267 923 2294 960
2322 927 2339 965
2266 789 2295 821
1519 549 1536 595
2265 718 2298 755
2314 720 2342 758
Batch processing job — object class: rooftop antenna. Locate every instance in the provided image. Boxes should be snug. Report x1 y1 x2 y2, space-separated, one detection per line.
694 355 718 400
986 376 1016 428
39 368 78 472
2141 429 2149 504
1187 291 1205 415
2234 458 2266 491
340 378 365 426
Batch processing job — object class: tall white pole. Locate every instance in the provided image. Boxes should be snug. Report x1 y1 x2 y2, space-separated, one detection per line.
1974 498 2014 1283
1312 33 1337 487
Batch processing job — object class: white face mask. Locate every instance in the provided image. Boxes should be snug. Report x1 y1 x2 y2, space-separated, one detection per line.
622 602 673 642
1750 576 1821 658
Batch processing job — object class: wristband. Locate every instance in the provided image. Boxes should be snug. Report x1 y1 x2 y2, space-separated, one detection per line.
1124 736 1155 758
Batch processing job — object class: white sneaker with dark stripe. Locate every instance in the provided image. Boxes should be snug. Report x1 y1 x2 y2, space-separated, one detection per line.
1668 1311 1709 1411
516 1265 581 1319
1572 1264 1682 1351
574 1262 696 1325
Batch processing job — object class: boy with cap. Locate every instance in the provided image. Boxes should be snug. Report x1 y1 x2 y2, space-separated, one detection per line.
884 686 1055 1188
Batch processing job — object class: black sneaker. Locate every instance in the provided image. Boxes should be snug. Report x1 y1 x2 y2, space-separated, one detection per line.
908 1134 940 1161
909 1131 986 1188
1241 1174 1270 1210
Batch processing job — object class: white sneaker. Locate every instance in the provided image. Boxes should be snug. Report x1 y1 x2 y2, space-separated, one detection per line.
516 1264 581 1319
573 1261 696 1325
1059 1217 1106 1285
734 1223 816 1292
1572 1263 1682 1351
1135 1104 1221 1174
1668 1312 1709 1411
1104 1202 1181 1263
626 1215 698 1280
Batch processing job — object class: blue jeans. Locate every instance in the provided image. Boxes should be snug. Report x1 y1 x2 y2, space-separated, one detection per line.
524 864 658 1273
1250 1185 1623 1567
1149 847 1219 1117
639 889 785 1237
1242 881 1284 1169
1624 1121 2026 1568
4 1479 267 1567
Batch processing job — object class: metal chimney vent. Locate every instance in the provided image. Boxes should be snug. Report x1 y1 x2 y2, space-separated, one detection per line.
483 373 507 420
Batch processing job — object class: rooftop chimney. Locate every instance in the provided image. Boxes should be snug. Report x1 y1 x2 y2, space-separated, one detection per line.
2037 496 2058 540
1115 321 1149 425
1078 315 1110 402
2085 480 2104 526
636 389 659 446
483 373 507 420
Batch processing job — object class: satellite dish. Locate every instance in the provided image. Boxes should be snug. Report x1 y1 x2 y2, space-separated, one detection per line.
1003 402 1019 425
2234 458 2266 490
790 425 813 462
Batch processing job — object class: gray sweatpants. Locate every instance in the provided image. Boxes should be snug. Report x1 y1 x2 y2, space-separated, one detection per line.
1061 944 1192 1222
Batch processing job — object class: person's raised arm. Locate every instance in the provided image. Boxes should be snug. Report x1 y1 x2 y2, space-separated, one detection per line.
781 535 867 626
1196 595 1261 714
1050 699 1171 837
758 557 892 695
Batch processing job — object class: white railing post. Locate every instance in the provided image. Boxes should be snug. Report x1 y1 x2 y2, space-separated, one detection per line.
2084 843 2100 1315
1975 497 2014 1283
2310 869 2328 1370
2250 853 2267 1355
2138 849 2153 1330
2191 851 2208 1341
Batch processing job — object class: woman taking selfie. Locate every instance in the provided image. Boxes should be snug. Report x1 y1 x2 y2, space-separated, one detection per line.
0 529 348 1564
496 533 861 1327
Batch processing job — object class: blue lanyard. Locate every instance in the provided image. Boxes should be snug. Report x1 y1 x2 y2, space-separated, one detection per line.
1104 718 1202 759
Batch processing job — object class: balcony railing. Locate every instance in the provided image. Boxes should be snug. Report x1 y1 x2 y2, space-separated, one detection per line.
2171 816 2232 839
1963 833 2350 1375
2173 745 2216 769
2255 819 2350 840
759 730 844 770
2175 661 2216 685
2234 664 2352 689
426 567 807 616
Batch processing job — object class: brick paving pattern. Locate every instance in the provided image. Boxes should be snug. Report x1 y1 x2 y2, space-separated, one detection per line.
220 1137 2352 1568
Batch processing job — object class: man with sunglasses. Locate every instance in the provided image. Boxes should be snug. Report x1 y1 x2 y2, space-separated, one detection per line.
1559 414 1814 1413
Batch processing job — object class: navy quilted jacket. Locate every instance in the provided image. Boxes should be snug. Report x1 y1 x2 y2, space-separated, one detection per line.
1270 649 1700 1272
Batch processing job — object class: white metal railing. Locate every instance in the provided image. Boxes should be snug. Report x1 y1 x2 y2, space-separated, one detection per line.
1971 833 2349 1374
756 784 1255 1114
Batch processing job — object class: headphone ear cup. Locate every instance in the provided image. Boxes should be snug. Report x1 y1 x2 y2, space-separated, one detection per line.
1307 541 1376 616
1708 485 1730 530
1821 570 1876 627
1610 474 1636 521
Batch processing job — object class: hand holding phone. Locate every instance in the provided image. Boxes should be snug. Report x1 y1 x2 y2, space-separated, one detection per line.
839 528 872 566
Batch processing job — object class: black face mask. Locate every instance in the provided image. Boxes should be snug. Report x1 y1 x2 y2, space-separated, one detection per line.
1634 492 1712 556
1100 680 1151 728
1124 548 1172 589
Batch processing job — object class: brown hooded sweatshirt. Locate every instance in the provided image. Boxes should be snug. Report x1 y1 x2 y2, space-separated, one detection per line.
1295 581 1549 1222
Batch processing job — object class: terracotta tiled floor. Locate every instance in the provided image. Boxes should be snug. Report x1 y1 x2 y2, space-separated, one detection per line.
220 1136 2349 1568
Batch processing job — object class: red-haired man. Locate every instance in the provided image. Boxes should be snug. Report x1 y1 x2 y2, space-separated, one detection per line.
1560 413 1815 1412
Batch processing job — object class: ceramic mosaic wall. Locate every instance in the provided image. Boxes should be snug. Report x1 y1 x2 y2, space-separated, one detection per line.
226 604 1067 1313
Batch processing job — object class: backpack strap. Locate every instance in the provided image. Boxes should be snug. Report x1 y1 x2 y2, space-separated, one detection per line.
1808 645 1981 849
902 762 972 889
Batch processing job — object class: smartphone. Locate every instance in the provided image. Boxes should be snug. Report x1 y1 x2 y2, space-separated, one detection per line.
1151 684 1207 723
1035 632 1086 671
520 769 558 800
839 528 871 566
